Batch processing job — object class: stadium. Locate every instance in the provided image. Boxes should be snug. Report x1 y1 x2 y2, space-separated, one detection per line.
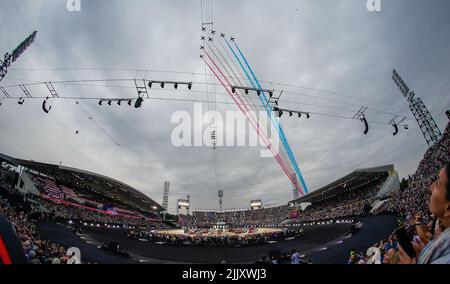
1 122 449 264
1 0 450 269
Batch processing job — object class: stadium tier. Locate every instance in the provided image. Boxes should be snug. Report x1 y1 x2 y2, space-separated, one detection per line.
181 165 396 228
0 155 166 228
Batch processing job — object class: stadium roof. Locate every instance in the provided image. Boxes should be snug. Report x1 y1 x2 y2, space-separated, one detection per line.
291 165 394 204
0 153 164 212
0 153 19 167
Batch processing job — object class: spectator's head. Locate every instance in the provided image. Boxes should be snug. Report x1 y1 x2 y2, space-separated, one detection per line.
30 258 41 264
28 250 36 259
383 248 399 264
429 163 450 226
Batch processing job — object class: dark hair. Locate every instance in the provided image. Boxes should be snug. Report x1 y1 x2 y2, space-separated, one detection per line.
445 162 450 202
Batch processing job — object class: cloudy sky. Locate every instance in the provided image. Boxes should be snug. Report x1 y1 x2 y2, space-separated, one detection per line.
0 0 449 213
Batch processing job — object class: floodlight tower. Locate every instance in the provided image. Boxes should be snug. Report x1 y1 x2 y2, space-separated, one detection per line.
392 70 442 147
218 190 223 212
187 195 191 215
162 182 169 220
1 31 37 82
291 174 300 200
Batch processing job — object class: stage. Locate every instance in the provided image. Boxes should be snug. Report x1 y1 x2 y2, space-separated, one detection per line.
156 227 283 238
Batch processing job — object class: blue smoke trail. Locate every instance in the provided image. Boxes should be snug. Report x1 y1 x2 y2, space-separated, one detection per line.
224 38 309 194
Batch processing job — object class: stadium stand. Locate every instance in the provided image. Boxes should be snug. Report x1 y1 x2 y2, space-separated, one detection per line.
0 157 170 264
185 166 393 228
348 122 450 264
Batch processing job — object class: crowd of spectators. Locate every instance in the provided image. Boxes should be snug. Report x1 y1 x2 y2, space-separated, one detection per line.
186 205 292 228
253 249 312 265
290 180 383 223
376 123 450 217
0 172 168 264
350 122 450 264
186 175 384 228
128 228 303 248
32 175 161 221
37 198 168 229
0 184 71 264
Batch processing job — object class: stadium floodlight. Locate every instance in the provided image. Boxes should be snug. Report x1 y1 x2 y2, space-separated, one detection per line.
361 116 369 135
273 107 283 118
134 97 144 108
392 123 399 136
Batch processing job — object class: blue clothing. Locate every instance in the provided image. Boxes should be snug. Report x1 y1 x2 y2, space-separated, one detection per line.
418 227 450 264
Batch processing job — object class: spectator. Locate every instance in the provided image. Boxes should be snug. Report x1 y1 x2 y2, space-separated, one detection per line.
291 249 301 264
67 251 80 264
398 163 450 264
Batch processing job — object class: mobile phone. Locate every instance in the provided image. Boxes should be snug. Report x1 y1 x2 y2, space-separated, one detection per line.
395 227 416 259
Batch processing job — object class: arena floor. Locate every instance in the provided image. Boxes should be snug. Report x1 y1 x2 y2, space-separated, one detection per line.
36 214 398 264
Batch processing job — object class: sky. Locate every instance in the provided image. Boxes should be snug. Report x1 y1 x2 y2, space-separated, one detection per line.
0 0 449 213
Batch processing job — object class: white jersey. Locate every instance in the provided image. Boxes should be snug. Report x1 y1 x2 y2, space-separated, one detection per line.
67 255 81 264
291 252 300 264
